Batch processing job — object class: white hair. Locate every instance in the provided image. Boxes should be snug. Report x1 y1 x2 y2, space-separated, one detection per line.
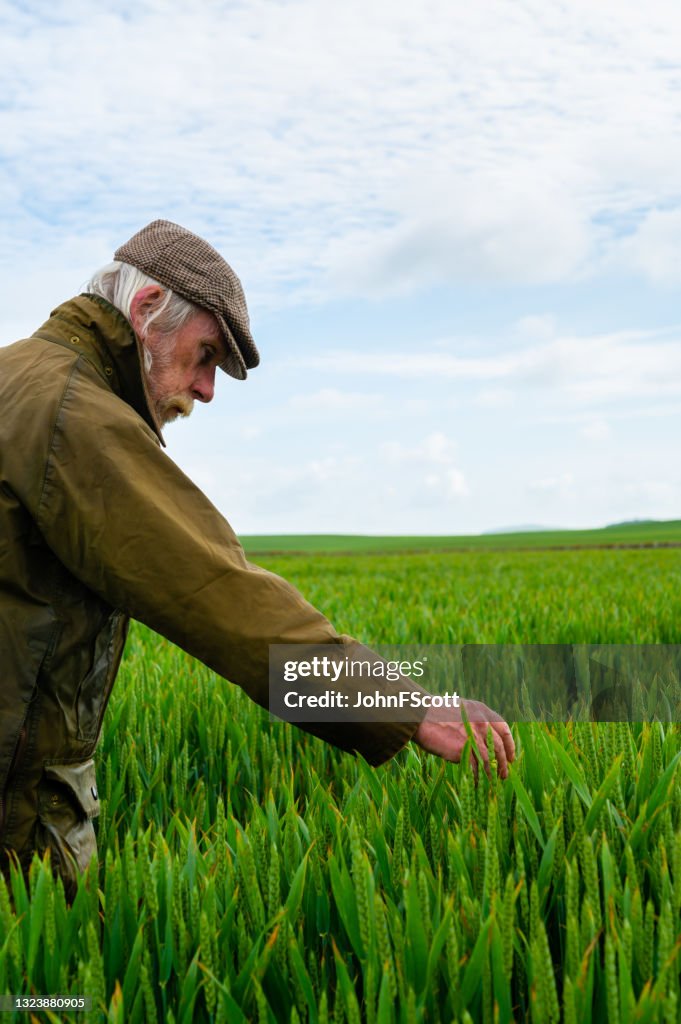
85 261 200 339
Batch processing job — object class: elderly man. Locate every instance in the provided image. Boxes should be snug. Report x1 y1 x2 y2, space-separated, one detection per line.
0 220 514 896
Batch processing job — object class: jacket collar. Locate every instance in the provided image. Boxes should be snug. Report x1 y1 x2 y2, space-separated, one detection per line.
32 294 165 446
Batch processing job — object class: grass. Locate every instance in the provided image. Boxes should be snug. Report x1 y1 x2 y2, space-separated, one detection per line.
1 544 680 1022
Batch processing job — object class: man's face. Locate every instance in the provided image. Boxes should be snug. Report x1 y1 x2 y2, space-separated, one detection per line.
143 309 227 426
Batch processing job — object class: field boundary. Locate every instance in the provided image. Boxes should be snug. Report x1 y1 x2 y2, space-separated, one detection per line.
246 540 681 556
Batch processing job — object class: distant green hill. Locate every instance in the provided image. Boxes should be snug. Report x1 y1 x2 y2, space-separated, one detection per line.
239 519 681 555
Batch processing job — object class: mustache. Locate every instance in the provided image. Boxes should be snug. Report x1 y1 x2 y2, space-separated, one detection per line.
157 393 195 423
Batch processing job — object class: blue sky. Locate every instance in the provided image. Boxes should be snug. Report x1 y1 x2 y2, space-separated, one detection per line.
2 0 681 533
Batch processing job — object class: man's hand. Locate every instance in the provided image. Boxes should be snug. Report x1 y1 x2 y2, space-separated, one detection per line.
412 698 516 779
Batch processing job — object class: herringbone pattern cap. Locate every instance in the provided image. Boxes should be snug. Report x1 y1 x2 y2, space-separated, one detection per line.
115 219 259 380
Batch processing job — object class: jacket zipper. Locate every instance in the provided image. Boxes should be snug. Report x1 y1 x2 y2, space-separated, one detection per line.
0 725 28 837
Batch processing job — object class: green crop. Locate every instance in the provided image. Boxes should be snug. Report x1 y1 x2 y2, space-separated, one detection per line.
1 547 680 1022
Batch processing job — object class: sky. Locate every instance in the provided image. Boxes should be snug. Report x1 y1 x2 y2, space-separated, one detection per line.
2 0 681 535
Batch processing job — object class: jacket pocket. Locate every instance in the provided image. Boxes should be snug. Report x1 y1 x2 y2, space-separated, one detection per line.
36 759 100 891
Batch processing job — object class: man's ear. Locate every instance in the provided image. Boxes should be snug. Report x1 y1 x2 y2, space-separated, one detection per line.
130 285 165 337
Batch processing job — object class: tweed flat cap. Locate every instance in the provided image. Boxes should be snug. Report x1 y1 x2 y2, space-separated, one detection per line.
114 219 259 380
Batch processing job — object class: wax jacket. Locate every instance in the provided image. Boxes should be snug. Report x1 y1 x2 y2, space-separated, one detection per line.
0 295 421 872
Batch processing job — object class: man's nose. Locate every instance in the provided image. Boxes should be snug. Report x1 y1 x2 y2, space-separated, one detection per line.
192 367 216 403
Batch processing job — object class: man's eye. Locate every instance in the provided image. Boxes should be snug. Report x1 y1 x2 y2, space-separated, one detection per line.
202 347 216 364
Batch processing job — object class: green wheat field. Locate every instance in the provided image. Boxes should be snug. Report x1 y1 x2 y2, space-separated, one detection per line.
2 524 681 1022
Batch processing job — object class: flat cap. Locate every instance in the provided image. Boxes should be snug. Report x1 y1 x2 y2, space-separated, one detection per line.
115 219 259 380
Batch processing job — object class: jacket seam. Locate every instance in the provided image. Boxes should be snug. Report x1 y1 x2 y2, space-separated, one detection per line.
33 330 115 389
35 357 82 534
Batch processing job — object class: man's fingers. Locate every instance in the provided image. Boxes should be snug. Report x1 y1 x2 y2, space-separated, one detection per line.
460 700 515 776
485 723 511 777
469 724 492 778
470 722 512 779
496 721 516 765
413 714 515 781
490 726 510 778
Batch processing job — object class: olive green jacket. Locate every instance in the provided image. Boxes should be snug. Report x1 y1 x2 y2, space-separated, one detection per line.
0 295 420 865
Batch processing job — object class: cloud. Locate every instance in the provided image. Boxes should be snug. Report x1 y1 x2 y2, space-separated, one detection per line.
236 423 263 442
286 388 385 416
474 388 515 409
322 173 592 296
381 432 470 499
612 207 681 284
3 0 681 318
528 473 574 495
297 326 681 404
580 419 611 441
3 0 680 536
382 432 458 465
513 315 557 343
178 429 472 533
426 468 470 499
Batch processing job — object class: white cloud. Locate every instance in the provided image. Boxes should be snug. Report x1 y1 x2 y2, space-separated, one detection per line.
298 327 681 404
425 468 470 499
613 207 681 284
621 478 681 507
528 473 574 495
514 315 557 343
3 0 681 317
382 431 459 466
237 423 263 442
286 388 385 415
381 432 470 500
3 0 681 535
580 419 611 441
322 172 592 295
475 388 515 409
